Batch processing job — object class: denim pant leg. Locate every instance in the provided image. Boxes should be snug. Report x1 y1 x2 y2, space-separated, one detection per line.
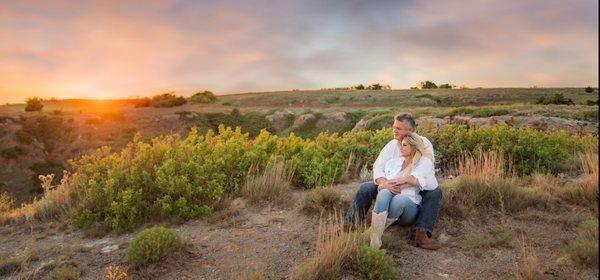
344 182 378 224
373 189 393 214
388 195 419 225
413 186 443 237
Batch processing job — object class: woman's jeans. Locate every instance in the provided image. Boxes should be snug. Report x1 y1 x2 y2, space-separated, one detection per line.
345 181 442 237
373 189 419 225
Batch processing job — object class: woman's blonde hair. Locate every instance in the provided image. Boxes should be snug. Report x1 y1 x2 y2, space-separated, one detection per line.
401 133 433 174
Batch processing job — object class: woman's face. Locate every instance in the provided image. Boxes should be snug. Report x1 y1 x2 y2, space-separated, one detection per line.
400 139 413 157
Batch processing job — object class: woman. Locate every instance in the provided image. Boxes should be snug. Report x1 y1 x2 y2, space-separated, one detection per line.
370 132 438 248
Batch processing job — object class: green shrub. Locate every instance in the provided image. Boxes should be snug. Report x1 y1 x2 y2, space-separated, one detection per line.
352 246 398 280
190 91 216 103
471 108 510 118
48 264 81 280
325 96 340 104
150 92 187 108
127 226 181 265
415 94 441 104
439 83 453 89
565 220 598 267
447 107 475 117
419 81 437 89
585 86 594 93
24 97 44 112
535 94 574 105
422 124 595 175
19 115 74 152
586 100 597 106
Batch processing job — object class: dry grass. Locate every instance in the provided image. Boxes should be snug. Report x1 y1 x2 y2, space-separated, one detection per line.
0 191 14 212
0 171 72 224
558 151 598 209
242 159 293 206
301 187 346 215
291 213 368 280
565 220 599 268
514 235 543 280
455 151 563 213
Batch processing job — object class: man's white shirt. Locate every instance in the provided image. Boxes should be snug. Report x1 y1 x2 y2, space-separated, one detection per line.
372 135 438 192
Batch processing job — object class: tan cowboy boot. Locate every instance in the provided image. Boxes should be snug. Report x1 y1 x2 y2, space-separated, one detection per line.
369 211 388 248
415 229 440 250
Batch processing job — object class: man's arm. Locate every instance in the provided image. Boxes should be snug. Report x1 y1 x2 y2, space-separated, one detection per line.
372 140 395 184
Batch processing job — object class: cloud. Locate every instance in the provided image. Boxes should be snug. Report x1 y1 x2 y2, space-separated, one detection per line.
0 0 597 103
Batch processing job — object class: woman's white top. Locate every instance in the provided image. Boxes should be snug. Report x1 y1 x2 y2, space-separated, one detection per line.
383 157 438 205
373 136 435 185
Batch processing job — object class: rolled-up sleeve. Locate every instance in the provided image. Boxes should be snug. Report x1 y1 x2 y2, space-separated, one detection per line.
410 158 438 191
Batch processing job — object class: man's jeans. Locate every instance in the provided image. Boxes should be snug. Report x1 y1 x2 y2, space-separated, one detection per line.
344 182 442 237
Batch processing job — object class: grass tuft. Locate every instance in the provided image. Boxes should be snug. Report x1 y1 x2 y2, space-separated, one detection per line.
301 187 346 215
565 220 598 267
127 226 182 266
242 159 293 206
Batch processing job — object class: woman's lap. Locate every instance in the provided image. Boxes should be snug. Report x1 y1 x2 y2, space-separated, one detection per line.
373 189 419 225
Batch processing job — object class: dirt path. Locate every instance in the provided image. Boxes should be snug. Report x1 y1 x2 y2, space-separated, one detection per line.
1 181 598 280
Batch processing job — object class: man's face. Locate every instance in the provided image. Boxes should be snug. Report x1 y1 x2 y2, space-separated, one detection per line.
392 120 411 141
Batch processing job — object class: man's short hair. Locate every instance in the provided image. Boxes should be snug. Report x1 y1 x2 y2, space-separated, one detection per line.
394 113 416 131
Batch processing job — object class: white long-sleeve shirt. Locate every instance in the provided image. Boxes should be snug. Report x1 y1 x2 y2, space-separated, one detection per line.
372 136 437 191
382 157 438 204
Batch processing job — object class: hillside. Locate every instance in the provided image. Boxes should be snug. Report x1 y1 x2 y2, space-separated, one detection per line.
0 87 598 279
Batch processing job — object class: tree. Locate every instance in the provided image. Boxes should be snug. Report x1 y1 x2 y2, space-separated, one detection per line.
585 86 595 93
25 97 44 112
419 81 438 89
190 91 216 103
438 83 453 89
354 84 365 90
366 83 391 90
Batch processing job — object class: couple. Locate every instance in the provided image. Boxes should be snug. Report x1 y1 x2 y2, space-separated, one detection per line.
345 113 442 250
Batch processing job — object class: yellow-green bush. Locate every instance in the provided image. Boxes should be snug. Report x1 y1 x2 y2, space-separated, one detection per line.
423 124 595 175
66 124 596 232
127 226 181 265
352 245 399 280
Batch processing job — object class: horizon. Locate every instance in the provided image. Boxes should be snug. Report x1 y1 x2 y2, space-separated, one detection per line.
1 0 598 104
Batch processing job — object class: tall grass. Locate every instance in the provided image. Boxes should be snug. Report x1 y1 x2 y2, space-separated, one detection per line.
242 159 294 206
291 213 368 280
454 151 557 213
514 235 543 280
565 220 599 267
558 151 598 209
0 172 72 224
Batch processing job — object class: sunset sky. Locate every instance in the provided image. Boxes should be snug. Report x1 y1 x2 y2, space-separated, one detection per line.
1 0 598 103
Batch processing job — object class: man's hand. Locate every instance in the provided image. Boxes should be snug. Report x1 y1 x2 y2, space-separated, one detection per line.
390 183 412 195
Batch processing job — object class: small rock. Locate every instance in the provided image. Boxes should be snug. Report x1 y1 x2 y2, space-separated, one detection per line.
439 233 451 244
101 244 119 254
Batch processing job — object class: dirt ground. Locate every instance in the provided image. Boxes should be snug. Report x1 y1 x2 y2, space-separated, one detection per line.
1 181 598 280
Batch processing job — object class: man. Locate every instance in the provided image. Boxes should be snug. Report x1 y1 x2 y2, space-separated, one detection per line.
344 113 442 250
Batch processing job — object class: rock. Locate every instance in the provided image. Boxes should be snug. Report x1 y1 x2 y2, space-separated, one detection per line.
439 233 451 244
289 113 316 131
266 110 295 131
101 244 119 254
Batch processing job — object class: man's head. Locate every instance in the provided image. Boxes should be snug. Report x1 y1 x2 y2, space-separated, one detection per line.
392 113 416 141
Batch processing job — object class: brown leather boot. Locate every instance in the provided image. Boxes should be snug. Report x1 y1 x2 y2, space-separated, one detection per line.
415 229 440 250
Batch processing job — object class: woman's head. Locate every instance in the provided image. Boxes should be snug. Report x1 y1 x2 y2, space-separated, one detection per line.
400 133 423 158
399 133 433 173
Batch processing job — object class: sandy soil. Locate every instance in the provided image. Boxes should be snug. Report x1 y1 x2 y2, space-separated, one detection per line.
1 181 598 280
